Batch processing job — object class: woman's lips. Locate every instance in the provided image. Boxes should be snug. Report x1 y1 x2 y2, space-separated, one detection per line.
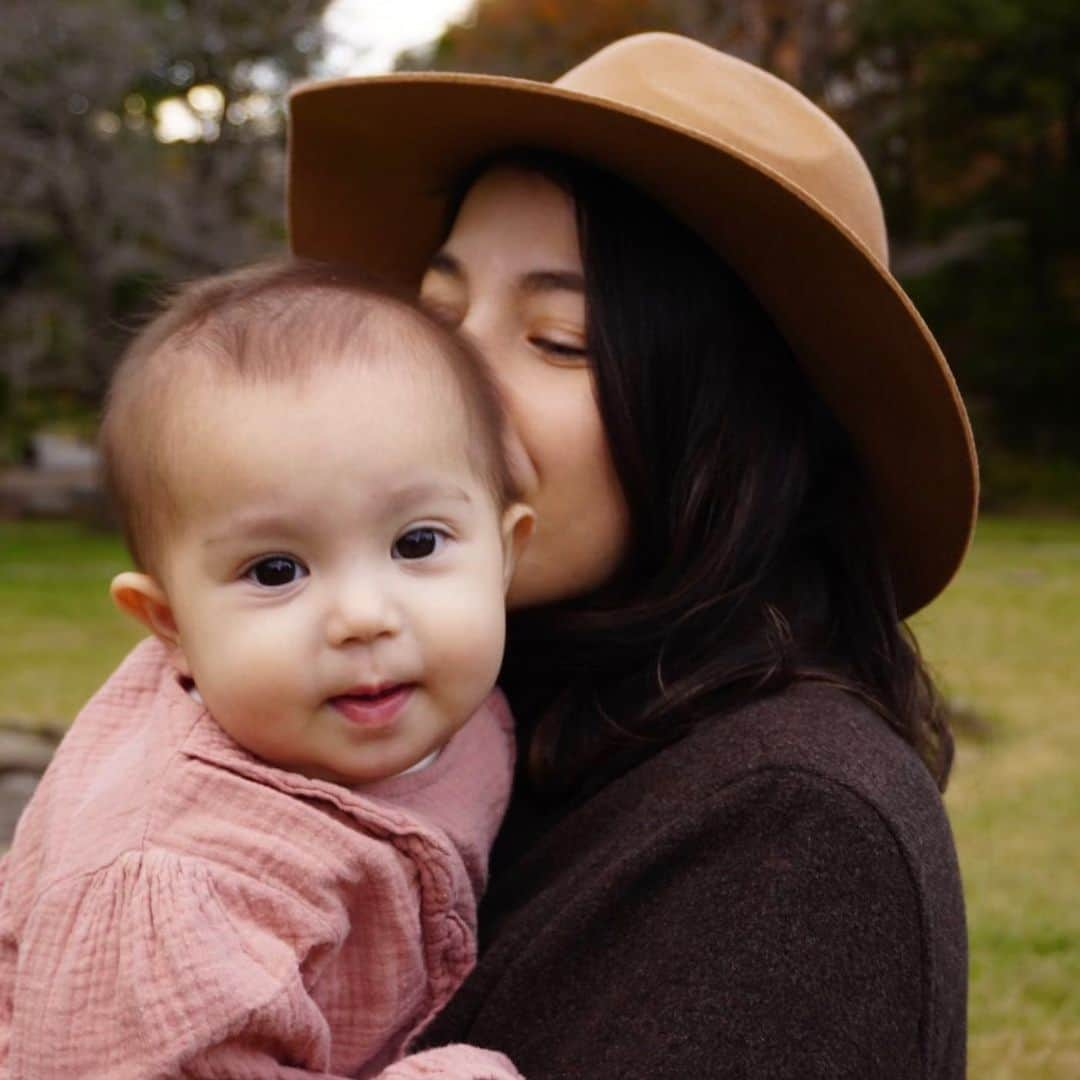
330 685 414 729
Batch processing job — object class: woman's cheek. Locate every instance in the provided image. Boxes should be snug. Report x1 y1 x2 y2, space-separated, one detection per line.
507 375 629 604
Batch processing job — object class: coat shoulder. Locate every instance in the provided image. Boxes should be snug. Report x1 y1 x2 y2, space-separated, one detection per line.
661 681 948 835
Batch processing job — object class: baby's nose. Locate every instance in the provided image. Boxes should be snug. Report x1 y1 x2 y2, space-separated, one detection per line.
325 580 402 646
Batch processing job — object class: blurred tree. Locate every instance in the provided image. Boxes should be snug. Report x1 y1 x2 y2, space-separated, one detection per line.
406 0 843 91
6 0 1077 480
843 0 1080 459
400 0 672 79
0 0 326 419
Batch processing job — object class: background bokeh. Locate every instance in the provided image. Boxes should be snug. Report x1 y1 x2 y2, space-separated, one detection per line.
1 1 1077 1075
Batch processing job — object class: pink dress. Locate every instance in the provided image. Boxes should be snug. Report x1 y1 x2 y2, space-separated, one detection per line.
0 639 522 1079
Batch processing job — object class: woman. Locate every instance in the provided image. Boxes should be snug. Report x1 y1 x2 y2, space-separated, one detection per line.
288 33 975 1078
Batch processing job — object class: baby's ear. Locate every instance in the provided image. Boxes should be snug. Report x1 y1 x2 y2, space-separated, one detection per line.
110 572 191 675
500 502 536 590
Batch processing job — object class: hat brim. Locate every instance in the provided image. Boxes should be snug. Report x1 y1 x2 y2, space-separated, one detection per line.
287 73 978 617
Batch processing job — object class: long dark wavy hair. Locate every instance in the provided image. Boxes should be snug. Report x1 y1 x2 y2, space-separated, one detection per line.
453 151 953 800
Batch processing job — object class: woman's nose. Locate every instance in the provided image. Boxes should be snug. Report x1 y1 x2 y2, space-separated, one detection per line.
324 579 402 647
457 316 539 498
459 306 498 362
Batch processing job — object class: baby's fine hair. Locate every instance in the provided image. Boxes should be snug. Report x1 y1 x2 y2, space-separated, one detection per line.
100 258 516 575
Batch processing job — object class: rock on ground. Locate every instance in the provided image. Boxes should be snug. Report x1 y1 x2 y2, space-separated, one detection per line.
0 728 59 848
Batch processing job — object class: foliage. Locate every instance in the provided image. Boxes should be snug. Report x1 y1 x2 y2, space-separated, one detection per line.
0 0 328 415
406 0 843 92
835 0 1080 457
3 1 1078 486
0 384 99 467
402 0 674 80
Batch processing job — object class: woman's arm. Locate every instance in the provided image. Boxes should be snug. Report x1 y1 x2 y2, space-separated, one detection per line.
423 767 961 1079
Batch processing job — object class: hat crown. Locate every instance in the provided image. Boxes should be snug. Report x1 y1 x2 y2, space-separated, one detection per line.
287 35 978 612
557 33 888 264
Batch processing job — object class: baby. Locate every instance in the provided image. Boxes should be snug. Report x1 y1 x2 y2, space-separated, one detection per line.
0 261 532 1079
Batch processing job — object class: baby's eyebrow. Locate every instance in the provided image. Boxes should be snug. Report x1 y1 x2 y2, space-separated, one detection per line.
204 512 302 547
381 482 472 515
202 485 472 548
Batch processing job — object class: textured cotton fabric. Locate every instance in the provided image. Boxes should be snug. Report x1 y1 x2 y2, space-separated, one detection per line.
0 639 522 1079
419 682 968 1078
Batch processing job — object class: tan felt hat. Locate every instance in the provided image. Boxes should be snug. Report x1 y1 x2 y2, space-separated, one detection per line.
287 31 978 617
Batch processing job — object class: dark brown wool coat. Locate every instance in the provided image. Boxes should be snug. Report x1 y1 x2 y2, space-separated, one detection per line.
420 682 967 1078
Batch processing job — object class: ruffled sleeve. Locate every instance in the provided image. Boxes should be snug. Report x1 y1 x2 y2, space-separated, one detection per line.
7 848 342 1079
5 847 527 1080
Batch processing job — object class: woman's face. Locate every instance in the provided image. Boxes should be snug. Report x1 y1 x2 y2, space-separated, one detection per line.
419 167 630 608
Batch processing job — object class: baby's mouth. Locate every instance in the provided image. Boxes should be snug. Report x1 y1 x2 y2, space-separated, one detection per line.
338 684 407 702
329 684 416 728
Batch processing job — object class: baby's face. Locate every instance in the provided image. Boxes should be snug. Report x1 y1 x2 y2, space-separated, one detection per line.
154 356 520 785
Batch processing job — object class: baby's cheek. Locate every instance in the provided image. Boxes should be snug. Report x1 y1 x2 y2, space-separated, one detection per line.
195 616 306 717
422 587 506 703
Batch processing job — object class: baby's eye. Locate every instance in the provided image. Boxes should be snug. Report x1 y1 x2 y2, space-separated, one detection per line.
393 528 445 560
245 556 308 587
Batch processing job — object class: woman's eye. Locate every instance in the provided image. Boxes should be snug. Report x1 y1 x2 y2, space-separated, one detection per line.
393 528 444 560
245 556 308 587
528 336 588 361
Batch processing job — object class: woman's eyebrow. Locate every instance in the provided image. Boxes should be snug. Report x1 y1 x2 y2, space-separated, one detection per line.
428 251 583 295
520 270 585 295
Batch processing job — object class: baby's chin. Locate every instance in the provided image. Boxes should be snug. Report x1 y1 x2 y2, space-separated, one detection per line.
201 685 460 787
281 746 439 789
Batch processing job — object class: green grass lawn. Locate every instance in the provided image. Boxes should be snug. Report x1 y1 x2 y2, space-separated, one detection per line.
911 517 1080 1077
0 522 143 729
1 517 1077 1074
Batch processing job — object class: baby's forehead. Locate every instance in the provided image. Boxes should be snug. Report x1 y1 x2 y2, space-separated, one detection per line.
159 355 493 525
163 317 467 417
169 299 461 383
174 340 469 432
